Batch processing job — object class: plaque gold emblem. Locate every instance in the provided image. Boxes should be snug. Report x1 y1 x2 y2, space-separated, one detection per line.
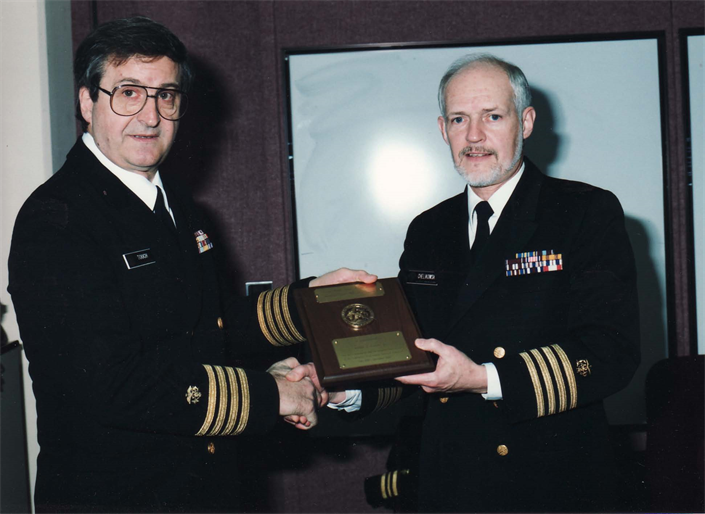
341 303 375 330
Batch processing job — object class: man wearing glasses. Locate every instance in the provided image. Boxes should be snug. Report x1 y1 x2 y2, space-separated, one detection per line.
8 16 373 513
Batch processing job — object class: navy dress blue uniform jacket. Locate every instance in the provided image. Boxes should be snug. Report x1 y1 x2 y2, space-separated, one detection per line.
8 140 307 513
359 160 641 512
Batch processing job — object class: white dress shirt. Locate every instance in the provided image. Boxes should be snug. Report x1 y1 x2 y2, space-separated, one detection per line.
82 132 176 226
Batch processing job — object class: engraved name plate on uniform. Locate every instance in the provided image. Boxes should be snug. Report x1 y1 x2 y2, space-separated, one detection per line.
293 278 435 387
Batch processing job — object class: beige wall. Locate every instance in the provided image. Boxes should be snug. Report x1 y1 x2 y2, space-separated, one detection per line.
1 1 73 509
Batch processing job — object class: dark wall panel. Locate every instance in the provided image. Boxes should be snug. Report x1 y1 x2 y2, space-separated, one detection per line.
70 2 703 355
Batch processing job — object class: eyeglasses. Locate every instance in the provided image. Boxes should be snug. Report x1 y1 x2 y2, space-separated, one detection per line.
98 84 188 121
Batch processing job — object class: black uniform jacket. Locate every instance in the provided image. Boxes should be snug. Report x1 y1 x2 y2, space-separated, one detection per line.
358 160 641 512
8 140 306 513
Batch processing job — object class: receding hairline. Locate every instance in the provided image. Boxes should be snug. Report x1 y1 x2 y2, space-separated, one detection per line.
438 54 532 120
442 63 516 113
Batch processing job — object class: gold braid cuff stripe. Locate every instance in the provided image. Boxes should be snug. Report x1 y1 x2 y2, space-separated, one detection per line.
551 344 577 409
273 287 296 342
282 286 306 343
208 366 229 436
234 368 250 435
519 352 545 418
195 365 251 436
542 346 567 413
264 290 288 346
374 386 402 412
196 364 218 436
530 348 556 416
222 367 240 435
257 291 281 347
258 287 305 346
380 470 400 500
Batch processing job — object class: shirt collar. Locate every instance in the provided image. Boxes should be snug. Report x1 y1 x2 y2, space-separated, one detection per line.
467 161 525 223
82 132 170 213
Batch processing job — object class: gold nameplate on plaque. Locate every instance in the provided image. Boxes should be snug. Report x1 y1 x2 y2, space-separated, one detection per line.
314 282 385 304
333 331 411 369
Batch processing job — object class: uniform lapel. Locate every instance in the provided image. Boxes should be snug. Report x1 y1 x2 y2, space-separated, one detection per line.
72 141 193 280
162 180 203 326
73 142 167 248
445 160 544 332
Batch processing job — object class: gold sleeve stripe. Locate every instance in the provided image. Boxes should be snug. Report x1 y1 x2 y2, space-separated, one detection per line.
208 366 229 436
222 367 240 435
391 470 399 497
233 368 250 435
282 285 306 343
374 386 402 412
272 287 296 343
519 352 545 418
542 346 567 413
551 344 577 409
257 291 281 347
196 364 218 436
374 387 388 412
381 472 388 499
394 386 402 405
530 349 556 416
264 290 288 346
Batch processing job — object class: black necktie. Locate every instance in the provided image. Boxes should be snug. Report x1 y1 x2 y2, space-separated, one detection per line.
154 186 176 234
470 201 493 264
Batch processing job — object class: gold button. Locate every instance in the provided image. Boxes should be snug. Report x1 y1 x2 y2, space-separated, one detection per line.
497 445 508 456
493 347 506 359
493 401 499 409
439 397 449 403
207 442 215 454
217 317 224 329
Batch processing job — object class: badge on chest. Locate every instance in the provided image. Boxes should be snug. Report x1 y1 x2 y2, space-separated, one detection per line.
122 248 156 269
405 270 438 286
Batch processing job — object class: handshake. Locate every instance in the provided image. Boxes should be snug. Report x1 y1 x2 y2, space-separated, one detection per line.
267 356 339 430
265 267 376 430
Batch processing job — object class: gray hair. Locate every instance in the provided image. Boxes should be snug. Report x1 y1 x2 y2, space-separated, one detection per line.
438 53 532 119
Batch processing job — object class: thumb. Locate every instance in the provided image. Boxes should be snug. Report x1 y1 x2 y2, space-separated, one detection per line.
415 338 444 355
355 270 378 284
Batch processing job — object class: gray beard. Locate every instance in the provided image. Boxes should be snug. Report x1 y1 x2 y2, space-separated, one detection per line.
454 130 524 187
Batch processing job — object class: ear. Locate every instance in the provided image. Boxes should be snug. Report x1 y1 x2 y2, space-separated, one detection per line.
521 107 536 139
78 87 94 128
437 116 450 145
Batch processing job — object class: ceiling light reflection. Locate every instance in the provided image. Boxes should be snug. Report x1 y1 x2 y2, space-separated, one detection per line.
368 141 438 220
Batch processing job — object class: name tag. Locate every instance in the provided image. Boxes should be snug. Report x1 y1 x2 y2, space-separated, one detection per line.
123 248 156 269
405 270 438 286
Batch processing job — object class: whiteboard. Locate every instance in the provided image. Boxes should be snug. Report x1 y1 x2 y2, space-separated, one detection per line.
286 37 666 423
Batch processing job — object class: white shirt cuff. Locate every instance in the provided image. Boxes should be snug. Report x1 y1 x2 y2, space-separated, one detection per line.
327 389 362 412
481 362 503 400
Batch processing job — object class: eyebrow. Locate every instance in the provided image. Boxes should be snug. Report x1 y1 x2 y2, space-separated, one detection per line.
446 106 503 117
116 78 181 89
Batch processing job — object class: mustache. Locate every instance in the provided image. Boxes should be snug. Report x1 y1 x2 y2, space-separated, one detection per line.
458 146 497 160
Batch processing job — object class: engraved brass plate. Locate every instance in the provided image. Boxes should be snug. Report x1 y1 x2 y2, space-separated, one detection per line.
315 282 384 304
341 303 375 329
332 331 411 370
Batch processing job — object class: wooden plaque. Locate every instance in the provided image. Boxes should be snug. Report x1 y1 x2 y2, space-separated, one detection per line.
293 278 435 387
